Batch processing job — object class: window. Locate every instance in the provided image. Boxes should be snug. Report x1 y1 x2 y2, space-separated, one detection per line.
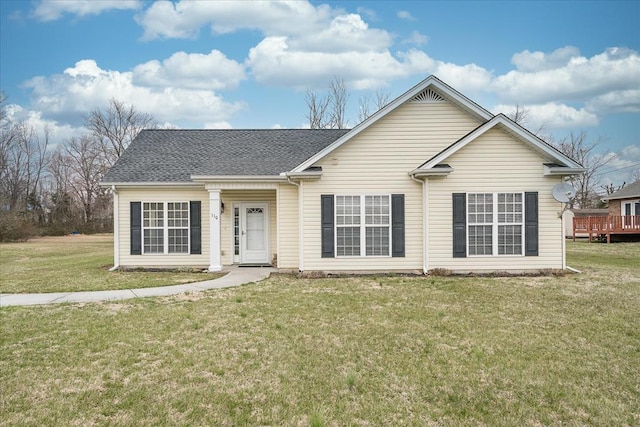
335 195 390 257
142 202 189 254
467 193 523 256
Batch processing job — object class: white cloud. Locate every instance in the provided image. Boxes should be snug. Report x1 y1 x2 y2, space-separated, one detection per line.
585 89 640 114
32 0 140 21
289 14 392 53
132 50 245 90
597 144 640 186
493 47 640 104
3 104 83 146
402 30 428 46
397 10 416 21
511 46 581 72
493 102 599 129
136 0 335 40
23 59 243 126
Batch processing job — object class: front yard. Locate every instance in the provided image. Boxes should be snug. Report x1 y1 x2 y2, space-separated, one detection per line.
1 240 638 425
0 234 221 293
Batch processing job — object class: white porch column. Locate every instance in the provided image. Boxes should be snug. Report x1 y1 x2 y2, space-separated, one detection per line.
208 189 222 272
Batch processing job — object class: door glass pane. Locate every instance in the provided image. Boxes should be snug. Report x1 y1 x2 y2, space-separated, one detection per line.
246 208 265 250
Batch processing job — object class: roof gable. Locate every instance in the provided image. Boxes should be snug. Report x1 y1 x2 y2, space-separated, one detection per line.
291 75 494 173
413 114 585 175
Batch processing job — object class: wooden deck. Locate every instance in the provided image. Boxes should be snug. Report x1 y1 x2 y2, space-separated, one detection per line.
573 215 640 242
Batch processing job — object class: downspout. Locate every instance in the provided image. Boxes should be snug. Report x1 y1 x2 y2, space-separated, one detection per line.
287 176 303 272
109 185 119 271
410 174 428 274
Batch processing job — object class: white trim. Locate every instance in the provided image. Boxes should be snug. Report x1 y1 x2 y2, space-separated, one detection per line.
299 180 304 271
240 202 270 264
232 203 240 264
193 175 287 182
208 190 222 272
423 179 429 273
466 192 525 257
276 185 281 269
140 201 190 255
409 166 454 178
543 165 586 176
204 182 280 190
334 194 392 258
291 75 494 173
418 115 585 173
101 182 200 188
111 186 119 270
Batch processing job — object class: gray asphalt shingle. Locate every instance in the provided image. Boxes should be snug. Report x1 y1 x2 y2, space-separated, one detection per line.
102 129 350 183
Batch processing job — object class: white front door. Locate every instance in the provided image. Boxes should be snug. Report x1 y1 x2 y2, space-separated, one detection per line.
240 203 269 264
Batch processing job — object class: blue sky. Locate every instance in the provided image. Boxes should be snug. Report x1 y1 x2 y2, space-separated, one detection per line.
1 0 639 185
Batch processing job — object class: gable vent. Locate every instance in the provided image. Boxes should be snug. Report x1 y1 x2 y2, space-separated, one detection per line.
410 88 445 103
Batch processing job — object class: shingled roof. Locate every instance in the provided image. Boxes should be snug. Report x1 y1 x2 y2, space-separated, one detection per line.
601 180 640 200
102 129 350 183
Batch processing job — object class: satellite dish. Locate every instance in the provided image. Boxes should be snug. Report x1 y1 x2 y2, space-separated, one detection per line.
552 183 576 203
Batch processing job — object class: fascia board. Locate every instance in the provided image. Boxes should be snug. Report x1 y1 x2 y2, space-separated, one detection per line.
190 175 288 182
99 181 201 188
291 75 494 173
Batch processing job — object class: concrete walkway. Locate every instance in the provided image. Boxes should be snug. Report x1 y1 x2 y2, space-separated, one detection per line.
0 266 276 307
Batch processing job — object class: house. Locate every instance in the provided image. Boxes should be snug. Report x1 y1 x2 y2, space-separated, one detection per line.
602 180 640 218
578 180 640 242
101 75 586 274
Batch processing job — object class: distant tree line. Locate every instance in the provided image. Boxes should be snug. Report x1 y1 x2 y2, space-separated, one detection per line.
0 95 156 241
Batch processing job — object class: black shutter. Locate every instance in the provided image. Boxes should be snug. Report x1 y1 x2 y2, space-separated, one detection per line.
190 201 202 255
525 192 538 256
391 194 405 257
321 195 334 258
452 193 466 258
130 201 142 255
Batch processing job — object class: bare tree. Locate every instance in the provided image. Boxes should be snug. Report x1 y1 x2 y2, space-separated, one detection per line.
84 98 156 166
305 89 331 129
328 76 348 129
65 135 109 223
358 89 392 123
506 104 548 140
305 76 350 129
552 131 614 208
601 182 625 195
0 121 49 214
631 169 640 183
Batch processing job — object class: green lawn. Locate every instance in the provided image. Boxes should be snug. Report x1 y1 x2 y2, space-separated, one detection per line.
1 240 639 426
0 234 222 293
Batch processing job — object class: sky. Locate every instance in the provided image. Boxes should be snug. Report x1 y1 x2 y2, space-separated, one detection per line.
1 0 639 186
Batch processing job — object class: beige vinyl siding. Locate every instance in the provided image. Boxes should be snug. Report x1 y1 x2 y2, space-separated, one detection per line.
118 186 210 268
302 100 481 271
277 183 299 269
428 127 564 271
220 190 277 266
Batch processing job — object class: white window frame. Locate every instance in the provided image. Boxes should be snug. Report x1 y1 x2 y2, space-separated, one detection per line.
142 201 190 255
335 195 391 258
467 192 524 257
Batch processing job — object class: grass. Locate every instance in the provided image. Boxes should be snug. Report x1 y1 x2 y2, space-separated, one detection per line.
0 234 223 293
1 240 639 425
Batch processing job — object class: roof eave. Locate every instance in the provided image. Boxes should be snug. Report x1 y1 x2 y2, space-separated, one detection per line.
190 175 288 183
409 167 454 178
284 171 323 180
100 181 201 188
543 166 586 176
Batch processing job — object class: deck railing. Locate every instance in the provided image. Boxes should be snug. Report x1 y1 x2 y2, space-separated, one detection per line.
573 215 640 242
